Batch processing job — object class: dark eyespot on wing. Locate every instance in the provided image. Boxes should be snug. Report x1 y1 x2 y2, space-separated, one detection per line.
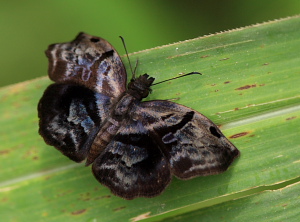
135 100 240 179
45 32 127 98
209 126 221 138
90 38 100 43
38 83 111 162
92 120 171 200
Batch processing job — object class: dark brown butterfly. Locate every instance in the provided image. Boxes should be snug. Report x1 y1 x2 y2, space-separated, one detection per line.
38 32 239 200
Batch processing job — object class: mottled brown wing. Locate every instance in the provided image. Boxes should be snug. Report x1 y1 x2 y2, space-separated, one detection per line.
132 100 240 179
38 83 112 162
45 32 127 98
92 119 171 200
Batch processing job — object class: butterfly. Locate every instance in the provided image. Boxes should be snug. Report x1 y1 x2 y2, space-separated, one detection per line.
38 32 240 200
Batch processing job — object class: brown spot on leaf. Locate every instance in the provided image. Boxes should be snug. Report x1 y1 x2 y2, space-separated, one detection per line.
259 84 265 87
44 176 51 180
229 132 250 139
211 83 216 86
224 81 231 84
0 149 11 155
235 84 257 90
220 57 230 61
71 209 87 215
94 195 111 200
22 147 38 159
0 94 8 102
79 192 91 201
234 107 239 111
201 55 209 58
286 116 297 121
1 197 8 202
262 63 269 66
113 206 126 212
56 190 73 197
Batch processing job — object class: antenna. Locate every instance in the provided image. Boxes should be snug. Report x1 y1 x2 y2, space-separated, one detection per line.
133 59 139 77
152 72 202 85
119 36 136 79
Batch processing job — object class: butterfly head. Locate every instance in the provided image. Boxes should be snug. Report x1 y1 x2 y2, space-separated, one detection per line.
128 74 155 100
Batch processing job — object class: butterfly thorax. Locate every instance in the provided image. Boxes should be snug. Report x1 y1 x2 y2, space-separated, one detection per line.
109 74 155 119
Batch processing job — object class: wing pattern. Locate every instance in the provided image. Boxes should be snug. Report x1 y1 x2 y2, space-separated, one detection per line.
90 100 239 199
38 83 111 162
38 32 240 200
135 100 240 179
92 120 171 200
46 32 126 98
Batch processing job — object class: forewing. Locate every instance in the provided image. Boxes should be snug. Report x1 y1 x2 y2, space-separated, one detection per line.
38 83 111 162
46 32 127 98
92 119 171 200
134 100 240 179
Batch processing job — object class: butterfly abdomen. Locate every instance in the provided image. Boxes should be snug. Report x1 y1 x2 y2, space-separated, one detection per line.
86 92 139 165
86 118 120 166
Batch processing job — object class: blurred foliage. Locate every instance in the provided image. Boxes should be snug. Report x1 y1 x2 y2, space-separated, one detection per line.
0 0 300 87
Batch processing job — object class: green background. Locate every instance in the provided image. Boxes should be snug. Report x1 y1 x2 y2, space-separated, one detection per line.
1 0 300 87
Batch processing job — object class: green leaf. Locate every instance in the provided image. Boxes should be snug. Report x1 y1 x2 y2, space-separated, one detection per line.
160 180 300 222
1 15 299 221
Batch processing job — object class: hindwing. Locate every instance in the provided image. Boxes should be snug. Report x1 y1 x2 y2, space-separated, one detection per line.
133 100 240 179
38 83 111 162
92 119 171 199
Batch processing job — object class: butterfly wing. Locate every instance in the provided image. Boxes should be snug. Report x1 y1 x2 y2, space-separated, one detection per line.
38 83 111 162
92 119 171 200
46 32 127 98
133 100 240 179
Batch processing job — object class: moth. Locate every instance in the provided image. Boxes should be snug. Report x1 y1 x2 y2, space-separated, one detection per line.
38 32 239 200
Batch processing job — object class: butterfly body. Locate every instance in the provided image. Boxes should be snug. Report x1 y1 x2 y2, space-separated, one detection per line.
86 74 154 166
38 33 239 199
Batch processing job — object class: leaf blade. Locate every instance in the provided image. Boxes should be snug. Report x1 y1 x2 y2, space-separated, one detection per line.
1 16 300 221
